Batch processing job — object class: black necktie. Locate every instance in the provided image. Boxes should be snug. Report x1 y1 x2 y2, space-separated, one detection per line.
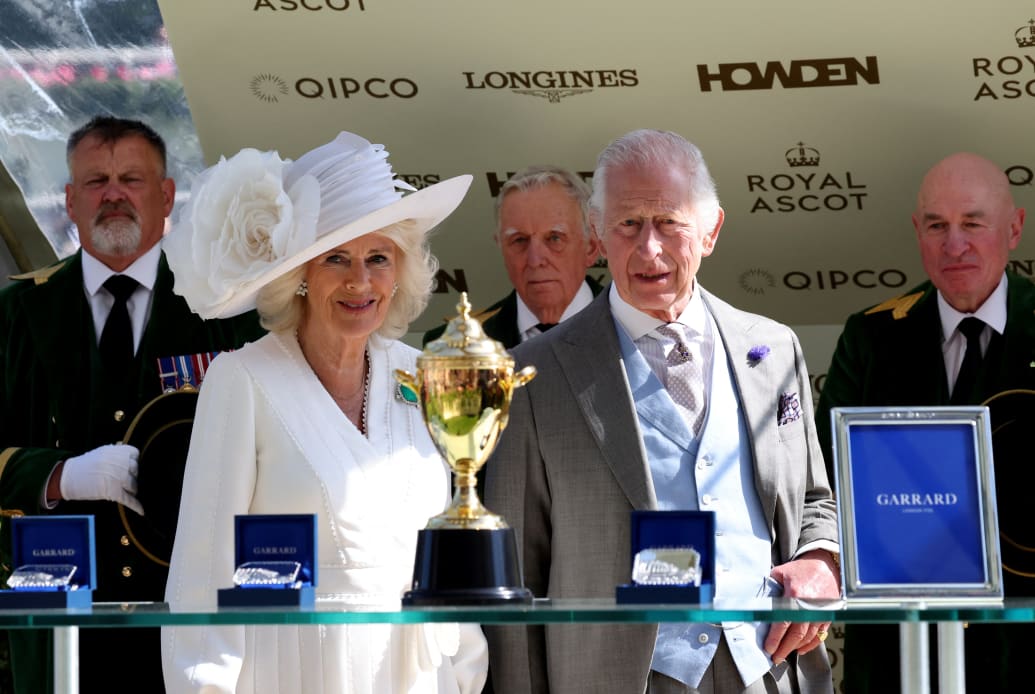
100 274 139 372
535 322 557 333
950 317 985 405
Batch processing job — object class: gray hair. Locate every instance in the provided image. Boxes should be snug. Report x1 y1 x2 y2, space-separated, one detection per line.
494 165 592 240
588 129 721 236
255 219 436 339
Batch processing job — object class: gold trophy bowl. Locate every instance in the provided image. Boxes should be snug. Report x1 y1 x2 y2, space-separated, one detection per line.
396 292 535 604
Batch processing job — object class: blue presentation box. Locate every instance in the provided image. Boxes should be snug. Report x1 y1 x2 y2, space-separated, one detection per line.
0 515 95 609
217 514 317 608
616 510 715 604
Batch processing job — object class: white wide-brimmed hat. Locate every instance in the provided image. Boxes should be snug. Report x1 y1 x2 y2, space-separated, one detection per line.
164 131 472 319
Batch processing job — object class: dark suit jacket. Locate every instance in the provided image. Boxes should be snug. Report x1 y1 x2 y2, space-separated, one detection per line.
486 288 837 693
422 276 604 348
0 251 264 694
814 272 1035 693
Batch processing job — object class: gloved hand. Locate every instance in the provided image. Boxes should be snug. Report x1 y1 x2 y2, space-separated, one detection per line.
59 443 144 515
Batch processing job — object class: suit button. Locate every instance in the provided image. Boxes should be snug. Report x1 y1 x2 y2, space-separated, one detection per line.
121 566 132 578
702 494 713 505
120 535 130 546
698 633 709 644
114 410 125 422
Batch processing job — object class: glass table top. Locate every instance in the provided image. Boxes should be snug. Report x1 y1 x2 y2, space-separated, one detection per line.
3 597 1035 629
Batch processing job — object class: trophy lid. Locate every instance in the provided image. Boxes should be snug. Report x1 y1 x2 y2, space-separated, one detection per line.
422 293 513 364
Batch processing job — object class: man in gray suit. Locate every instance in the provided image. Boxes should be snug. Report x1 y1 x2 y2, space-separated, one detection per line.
485 129 841 694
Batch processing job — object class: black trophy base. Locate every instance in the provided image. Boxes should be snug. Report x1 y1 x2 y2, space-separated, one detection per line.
404 527 533 606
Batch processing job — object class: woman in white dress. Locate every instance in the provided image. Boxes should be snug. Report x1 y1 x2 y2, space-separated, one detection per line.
160 132 487 694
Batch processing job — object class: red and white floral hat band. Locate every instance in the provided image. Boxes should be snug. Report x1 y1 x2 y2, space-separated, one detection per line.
164 131 472 319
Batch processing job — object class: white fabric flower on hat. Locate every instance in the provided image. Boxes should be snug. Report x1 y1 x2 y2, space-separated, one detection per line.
164 148 320 319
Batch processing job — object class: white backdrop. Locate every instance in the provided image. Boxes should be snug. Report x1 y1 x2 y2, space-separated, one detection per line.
156 0 1035 398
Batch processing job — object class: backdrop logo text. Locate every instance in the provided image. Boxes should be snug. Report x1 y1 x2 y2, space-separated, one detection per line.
697 56 879 92
250 73 418 101
747 143 869 213
253 0 366 11
971 20 1035 100
463 69 638 102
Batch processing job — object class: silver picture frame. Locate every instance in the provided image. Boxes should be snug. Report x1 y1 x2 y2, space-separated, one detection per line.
831 406 1002 603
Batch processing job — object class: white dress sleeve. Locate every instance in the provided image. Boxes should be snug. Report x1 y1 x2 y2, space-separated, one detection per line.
161 350 260 694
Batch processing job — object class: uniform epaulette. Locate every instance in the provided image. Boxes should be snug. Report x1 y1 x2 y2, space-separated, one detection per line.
8 259 68 286
864 291 924 320
472 306 502 323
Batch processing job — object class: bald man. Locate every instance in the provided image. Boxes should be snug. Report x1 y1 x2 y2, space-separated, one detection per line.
815 153 1031 692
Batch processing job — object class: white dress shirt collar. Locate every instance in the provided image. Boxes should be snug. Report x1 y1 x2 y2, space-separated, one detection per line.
608 282 707 341
82 243 162 350
936 272 1008 342
516 280 594 340
81 243 162 296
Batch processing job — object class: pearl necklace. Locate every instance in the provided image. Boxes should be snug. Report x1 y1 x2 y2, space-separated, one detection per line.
327 349 370 435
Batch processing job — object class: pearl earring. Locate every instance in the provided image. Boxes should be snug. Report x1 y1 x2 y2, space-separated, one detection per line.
391 283 398 298
296 280 308 297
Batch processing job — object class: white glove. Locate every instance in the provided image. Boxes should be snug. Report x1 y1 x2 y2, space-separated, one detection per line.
59 443 144 515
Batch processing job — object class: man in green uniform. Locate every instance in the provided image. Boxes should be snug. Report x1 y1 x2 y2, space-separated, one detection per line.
815 152 1032 692
0 116 264 694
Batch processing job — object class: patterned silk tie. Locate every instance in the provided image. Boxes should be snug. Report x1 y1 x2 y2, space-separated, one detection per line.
100 274 139 373
950 317 985 405
656 323 706 435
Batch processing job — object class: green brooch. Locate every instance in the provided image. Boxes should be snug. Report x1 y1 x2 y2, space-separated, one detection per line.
396 382 419 406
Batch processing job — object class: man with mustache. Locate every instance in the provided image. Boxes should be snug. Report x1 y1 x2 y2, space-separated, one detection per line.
0 116 263 694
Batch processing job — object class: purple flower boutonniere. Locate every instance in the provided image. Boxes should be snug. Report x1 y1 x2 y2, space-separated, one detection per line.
747 345 771 366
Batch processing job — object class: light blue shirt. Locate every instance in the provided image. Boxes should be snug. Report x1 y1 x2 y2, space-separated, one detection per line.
610 285 777 688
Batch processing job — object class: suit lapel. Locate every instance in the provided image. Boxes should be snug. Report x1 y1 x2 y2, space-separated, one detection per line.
20 253 96 445
21 255 93 385
551 293 656 509
905 292 952 403
482 291 521 349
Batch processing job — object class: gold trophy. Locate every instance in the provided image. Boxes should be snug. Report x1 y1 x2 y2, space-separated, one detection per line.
395 293 535 604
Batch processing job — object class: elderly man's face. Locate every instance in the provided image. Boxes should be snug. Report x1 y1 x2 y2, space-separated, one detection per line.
497 182 600 324
596 162 722 322
65 133 174 272
912 153 1024 313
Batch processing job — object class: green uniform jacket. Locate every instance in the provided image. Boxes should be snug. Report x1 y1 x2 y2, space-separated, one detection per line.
814 271 1035 693
0 251 265 694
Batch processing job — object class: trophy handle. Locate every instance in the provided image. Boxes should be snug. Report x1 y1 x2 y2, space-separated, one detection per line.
513 366 537 388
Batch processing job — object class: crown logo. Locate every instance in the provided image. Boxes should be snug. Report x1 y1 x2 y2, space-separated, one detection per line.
785 142 820 167
1016 19 1035 48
